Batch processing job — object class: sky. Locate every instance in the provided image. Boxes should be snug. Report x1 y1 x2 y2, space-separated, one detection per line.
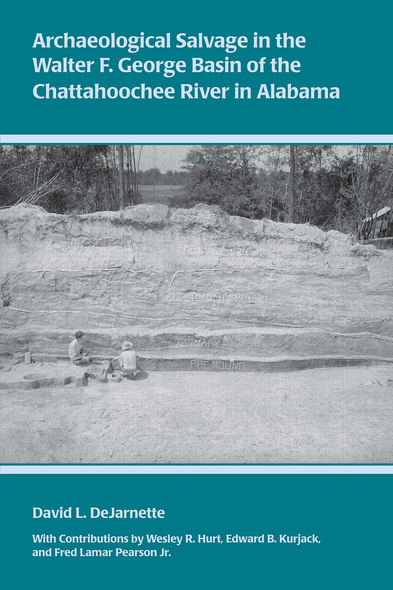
135 144 354 172
137 145 192 172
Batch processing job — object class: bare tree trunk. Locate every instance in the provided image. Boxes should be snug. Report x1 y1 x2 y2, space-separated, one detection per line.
125 145 134 205
131 146 138 203
287 145 295 222
33 145 43 191
118 145 125 210
104 151 112 210
269 146 281 219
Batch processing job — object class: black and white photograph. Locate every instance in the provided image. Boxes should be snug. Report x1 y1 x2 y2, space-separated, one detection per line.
0 143 392 464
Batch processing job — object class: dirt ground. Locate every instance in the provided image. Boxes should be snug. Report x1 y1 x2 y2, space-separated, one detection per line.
1 363 393 464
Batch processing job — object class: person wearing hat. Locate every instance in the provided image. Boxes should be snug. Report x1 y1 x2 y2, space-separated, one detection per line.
104 341 147 379
118 341 138 375
68 331 92 365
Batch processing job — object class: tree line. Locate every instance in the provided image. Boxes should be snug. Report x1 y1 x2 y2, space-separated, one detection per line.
1 144 392 234
173 145 393 233
0 145 142 213
138 167 188 185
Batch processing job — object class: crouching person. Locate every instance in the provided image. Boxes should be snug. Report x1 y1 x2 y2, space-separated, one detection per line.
68 331 92 366
104 341 145 379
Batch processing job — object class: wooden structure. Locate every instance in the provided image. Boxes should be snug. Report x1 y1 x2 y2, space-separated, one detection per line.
358 206 393 247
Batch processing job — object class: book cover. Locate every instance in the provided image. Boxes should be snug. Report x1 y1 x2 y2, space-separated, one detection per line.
1 1 392 588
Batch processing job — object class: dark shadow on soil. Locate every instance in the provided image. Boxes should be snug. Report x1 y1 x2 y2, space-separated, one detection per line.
126 370 149 381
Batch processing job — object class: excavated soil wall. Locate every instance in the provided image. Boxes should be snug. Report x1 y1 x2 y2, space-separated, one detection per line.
1 203 393 362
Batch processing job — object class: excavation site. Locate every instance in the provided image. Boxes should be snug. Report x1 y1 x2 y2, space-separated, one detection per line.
1 202 392 463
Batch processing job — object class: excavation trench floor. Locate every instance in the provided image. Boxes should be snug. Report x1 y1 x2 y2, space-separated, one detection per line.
1 364 393 464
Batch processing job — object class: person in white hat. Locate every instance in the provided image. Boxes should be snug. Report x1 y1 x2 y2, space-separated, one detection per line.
104 341 148 379
118 341 137 374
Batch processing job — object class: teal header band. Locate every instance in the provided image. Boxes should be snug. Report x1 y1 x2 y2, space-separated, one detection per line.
1 0 392 134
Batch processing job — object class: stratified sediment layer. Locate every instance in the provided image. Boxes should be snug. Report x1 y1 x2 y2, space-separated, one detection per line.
1 203 393 363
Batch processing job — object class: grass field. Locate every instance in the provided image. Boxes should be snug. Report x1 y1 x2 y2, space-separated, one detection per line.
139 185 185 206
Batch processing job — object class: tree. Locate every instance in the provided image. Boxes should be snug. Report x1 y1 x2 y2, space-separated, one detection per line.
138 168 188 185
334 146 393 231
287 145 295 222
118 145 125 209
258 145 337 226
124 146 142 205
41 145 115 213
0 145 141 213
174 145 264 219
